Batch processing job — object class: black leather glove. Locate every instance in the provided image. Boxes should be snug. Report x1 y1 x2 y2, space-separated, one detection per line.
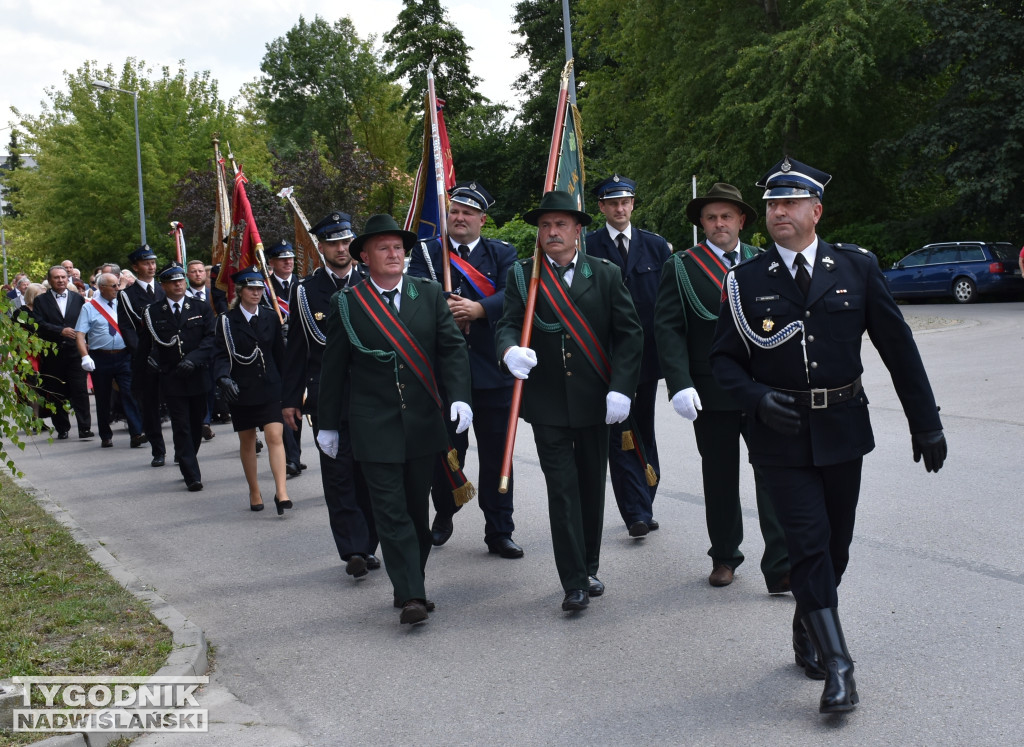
174 358 197 377
217 377 240 405
146 356 160 373
912 429 947 473
757 391 802 435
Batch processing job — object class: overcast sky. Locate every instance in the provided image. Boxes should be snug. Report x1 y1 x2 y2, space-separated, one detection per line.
2 0 529 149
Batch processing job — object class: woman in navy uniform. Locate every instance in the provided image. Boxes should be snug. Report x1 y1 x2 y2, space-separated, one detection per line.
710 157 947 714
213 267 293 514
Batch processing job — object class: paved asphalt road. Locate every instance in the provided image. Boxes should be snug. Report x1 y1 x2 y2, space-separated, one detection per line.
10 301 1024 746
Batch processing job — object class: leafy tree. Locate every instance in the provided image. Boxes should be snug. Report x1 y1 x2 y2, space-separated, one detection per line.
383 0 485 130
7 59 242 272
885 0 1024 242
254 15 401 163
0 303 54 476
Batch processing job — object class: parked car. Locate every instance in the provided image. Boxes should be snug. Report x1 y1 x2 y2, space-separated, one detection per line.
882 241 1024 303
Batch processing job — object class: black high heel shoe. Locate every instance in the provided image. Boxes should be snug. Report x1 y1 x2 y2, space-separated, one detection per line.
250 495 264 512
273 495 293 515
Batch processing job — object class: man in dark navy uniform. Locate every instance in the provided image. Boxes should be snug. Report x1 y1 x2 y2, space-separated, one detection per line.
710 157 947 714
138 264 217 492
407 181 523 558
265 240 303 475
282 211 380 580
120 245 167 466
585 175 670 537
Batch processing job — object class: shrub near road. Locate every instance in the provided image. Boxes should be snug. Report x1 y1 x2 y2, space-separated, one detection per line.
0 474 172 745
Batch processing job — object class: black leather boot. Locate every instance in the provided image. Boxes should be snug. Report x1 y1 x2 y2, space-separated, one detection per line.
802 607 859 713
793 606 826 680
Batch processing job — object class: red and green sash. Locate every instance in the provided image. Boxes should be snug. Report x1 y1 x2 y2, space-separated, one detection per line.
538 259 611 383
685 242 730 291
349 282 443 408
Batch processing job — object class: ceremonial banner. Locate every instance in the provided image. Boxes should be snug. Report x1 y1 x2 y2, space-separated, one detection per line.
219 168 263 301
278 186 321 277
211 139 232 272
403 94 455 242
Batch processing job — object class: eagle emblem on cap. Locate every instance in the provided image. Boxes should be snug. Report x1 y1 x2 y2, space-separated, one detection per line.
331 213 340 221
613 175 620 182
781 157 792 172
469 181 477 190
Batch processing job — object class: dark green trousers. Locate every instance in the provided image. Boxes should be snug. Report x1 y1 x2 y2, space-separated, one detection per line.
532 423 609 592
692 410 790 587
361 456 435 605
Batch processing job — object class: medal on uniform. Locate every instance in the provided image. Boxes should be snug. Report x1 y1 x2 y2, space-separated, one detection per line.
314 311 325 320
763 317 774 332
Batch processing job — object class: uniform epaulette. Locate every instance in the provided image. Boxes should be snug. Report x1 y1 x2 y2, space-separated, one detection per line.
518 257 531 266
413 275 434 284
833 242 869 255
742 250 771 263
599 258 611 264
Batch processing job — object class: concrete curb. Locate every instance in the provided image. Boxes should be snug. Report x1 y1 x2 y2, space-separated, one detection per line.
5 473 209 747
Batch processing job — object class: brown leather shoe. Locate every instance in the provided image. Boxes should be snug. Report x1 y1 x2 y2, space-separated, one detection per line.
709 563 735 587
399 600 429 625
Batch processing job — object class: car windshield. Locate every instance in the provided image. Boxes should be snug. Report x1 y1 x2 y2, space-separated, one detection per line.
990 243 1018 262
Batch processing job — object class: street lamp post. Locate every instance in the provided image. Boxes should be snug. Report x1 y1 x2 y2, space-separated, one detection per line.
92 81 147 246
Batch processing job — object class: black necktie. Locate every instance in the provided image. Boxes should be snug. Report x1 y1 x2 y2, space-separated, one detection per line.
281 280 289 295
249 313 258 328
615 234 628 265
172 302 181 323
458 244 470 260
723 250 738 267
334 274 347 291
147 284 155 300
793 253 812 297
556 262 574 284
195 291 204 303
382 289 398 308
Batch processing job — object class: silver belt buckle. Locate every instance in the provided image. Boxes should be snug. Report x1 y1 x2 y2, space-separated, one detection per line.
810 388 828 409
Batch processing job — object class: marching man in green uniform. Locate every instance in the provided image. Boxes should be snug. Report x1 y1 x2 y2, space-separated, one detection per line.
317 214 473 626
654 183 791 594
495 191 643 612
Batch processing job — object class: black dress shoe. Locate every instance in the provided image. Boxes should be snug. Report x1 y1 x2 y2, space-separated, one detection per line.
647 518 660 531
285 462 301 477
366 554 381 570
57 431 69 440
487 537 524 559
298 462 308 470
273 495 293 515
187 480 203 492
588 576 605 597
399 600 429 625
101 439 113 448
345 555 368 578
201 424 215 441
561 589 589 611
130 434 147 448
79 430 95 439
768 572 791 595
151 455 165 467
431 515 454 546
255 438 263 453
394 597 435 611
628 520 649 537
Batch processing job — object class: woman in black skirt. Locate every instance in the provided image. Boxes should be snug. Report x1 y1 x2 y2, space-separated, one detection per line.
213 267 293 514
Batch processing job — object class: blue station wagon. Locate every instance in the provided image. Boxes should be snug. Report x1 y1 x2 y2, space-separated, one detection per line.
882 241 1024 303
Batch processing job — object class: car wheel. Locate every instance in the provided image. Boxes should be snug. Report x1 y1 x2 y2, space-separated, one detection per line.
953 276 977 304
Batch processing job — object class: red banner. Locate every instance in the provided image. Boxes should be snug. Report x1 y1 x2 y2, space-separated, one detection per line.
219 169 264 301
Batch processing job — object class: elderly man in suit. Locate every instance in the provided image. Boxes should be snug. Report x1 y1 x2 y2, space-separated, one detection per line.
138 264 217 492
710 157 947 714
407 181 523 558
317 214 472 626
496 190 643 613
585 175 670 538
283 211 380 579
655 183 791 593
32 265 93 439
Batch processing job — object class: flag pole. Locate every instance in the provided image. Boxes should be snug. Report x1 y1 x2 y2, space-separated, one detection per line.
427 57 452 291
499 60 574 494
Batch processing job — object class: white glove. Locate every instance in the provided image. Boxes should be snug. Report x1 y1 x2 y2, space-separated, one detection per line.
503 346 538 379
671 388 702 422
81 355 96 372
450 401 473 434
316 429 339 459
605 391 631 424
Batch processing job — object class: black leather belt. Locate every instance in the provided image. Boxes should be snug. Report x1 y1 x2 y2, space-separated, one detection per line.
777 378 862 409
94 348 129 355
